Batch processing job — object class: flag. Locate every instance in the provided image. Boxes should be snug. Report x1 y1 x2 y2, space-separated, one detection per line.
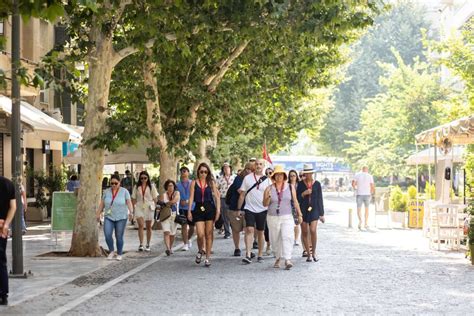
263 142 273 165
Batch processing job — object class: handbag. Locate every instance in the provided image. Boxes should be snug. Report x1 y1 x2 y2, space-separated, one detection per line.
175 214 188 225
159 204 172 222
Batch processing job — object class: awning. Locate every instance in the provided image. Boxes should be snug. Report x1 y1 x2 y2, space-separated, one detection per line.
415 115 474 145
64 142 151 165
0 95 80 142
406 146 466 165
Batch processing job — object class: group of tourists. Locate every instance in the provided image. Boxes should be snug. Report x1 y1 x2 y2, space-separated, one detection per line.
95 158 325 270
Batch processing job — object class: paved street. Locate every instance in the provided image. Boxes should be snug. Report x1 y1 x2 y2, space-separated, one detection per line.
2 193 474 315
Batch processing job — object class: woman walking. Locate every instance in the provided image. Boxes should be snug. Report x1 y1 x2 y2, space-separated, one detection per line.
187 163 221 267
96 174 133 261
296 164 325 262
160 180 180 256
288 169 301 247
132 171 158 252
263 166 302 270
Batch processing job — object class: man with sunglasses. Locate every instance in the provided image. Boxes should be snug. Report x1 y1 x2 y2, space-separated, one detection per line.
238 158 271 264
177 166 194 250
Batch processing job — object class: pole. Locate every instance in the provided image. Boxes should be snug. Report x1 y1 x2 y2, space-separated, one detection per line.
11 0 25 277
348 208 353 228
415 142 419 228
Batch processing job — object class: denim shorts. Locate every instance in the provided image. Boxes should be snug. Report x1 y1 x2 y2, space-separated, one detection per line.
356 195 371 208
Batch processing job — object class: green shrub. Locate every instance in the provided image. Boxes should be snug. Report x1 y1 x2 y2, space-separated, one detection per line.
424 182 436 200
389 186 408 212
407 185 417 199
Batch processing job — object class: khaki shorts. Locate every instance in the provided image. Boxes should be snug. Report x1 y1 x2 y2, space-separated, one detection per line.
229 210 246 233
161 214 178 235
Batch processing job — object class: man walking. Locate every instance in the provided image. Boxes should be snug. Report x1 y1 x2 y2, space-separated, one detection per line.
352 166 375 230
177 166 194 250
238 159 271 264
0 176 17 305
216 162 235 239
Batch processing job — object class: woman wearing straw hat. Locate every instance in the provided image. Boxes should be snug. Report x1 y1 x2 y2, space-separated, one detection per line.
263 165 303 270
297 163 325 262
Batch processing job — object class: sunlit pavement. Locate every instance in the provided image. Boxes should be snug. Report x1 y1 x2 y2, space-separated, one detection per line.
2 193 474 315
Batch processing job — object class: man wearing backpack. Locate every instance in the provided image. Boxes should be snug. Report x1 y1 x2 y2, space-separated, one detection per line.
238 159 272 264
216 163 236 240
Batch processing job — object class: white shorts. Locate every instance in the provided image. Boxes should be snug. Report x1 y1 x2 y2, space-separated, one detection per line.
135 207 155 221
161 214 178 235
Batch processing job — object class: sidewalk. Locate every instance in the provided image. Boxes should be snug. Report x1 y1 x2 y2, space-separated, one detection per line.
5 220 181 307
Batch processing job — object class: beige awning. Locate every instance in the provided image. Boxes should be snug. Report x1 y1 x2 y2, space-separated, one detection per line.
406 146 465 165
0 95 79 142
415 115 474 145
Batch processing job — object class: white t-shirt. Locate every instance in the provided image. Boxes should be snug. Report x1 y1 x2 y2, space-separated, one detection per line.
239 173 271 213
353 172 374 195
132 184 159 211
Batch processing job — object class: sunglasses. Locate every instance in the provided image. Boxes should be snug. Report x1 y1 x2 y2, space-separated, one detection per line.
290 174 297 177
180 170 188 173
140 177 148 180
199 170 208 174
111 182 119 185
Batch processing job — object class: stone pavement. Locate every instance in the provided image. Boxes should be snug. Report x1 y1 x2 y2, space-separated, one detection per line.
2 192 474 315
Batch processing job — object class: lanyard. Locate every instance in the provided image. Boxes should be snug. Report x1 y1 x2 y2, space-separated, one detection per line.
199 179 207 203
166 191 174 203
305 180 314 204
253 173 261 190
141 185 147 203
181 180 189 196
275 183 284 214
110 188 119 207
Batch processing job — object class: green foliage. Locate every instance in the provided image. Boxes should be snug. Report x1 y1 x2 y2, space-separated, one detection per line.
389 185 407 212
407 185 417 199
28 165 67 210
344 52 451 176
318 1 431 156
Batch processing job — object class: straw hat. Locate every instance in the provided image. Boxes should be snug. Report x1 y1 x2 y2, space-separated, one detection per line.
271 165 287 181
301 163 315 174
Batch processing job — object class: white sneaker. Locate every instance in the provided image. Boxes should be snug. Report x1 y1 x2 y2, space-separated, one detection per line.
107 252 115 260
188 241 192 249
145 245 151 252
182 244 189 251
116 255 122 261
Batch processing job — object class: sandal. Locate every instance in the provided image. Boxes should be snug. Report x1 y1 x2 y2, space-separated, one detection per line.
313 256 319 262
273 258 281 268
306 256 312 262
302 251 308 257
285 260 293 270
195 251 203 264
204 259 211 267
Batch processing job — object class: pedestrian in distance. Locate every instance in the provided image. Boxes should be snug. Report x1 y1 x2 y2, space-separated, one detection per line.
297 164 325 262
132 171 158 252
187 162 221 267
177 166 194 251
0 176 17 306
216 162 235 239
263 166 303 270
159 179 180 256
238 158 272 264
264 167 274 255
121 170 134 195
66 174 80 192
96 174 133 261
352 166 375 230
226 162 254 256
288 169 301 247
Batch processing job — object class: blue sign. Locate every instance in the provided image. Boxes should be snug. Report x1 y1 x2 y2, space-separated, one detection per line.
62 142 79 157
272 159 351 173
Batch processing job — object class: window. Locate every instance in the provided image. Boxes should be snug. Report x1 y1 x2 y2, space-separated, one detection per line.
40 89 49 104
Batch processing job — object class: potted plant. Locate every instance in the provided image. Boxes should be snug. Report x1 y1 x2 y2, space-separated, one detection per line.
389 186 408 227
29 165 67 218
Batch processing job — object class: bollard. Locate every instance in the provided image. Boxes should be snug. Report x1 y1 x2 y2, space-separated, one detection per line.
348 208 353 228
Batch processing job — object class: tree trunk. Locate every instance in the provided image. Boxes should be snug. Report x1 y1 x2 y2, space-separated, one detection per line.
195 138 212 170
159 150 178 194
69 30 114 257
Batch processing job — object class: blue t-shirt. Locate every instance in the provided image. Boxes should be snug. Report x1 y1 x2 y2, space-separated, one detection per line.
102 187 131 221
177 179 194 211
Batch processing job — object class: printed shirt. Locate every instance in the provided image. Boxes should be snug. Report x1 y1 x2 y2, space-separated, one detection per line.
102 187 131 221
216 174 236 196
132 184 159 212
